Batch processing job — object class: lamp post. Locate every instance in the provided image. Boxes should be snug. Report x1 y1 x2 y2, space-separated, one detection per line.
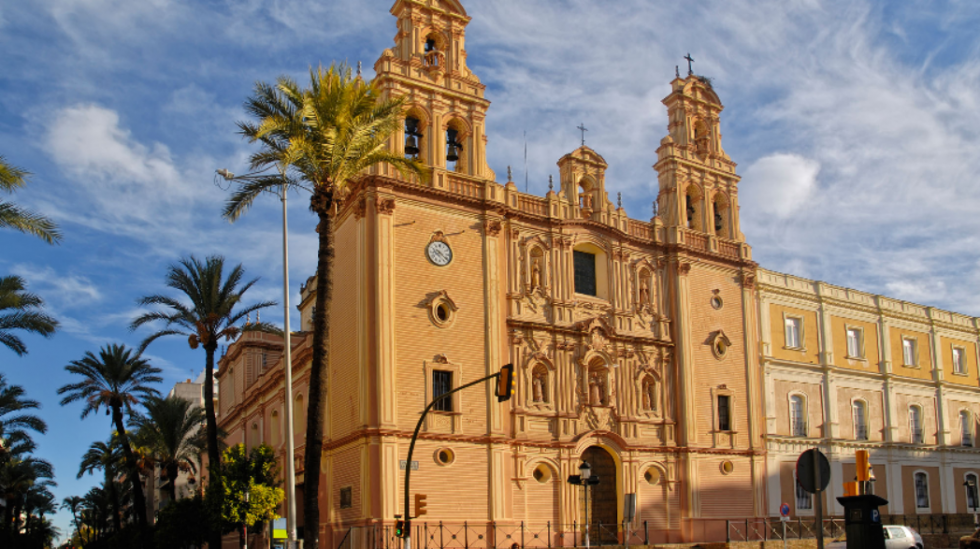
580 462 592 549
965 478 979 528
218 168 299 549
243 489 251 549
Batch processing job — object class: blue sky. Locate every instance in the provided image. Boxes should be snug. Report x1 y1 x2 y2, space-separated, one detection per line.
3 0 980 541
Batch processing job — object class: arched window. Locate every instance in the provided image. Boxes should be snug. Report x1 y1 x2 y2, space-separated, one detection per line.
250 423 260 449
914 472 930 509
794 469 812 510
684 186 703 231
712 194 729 238
790 395 806 437
693 120 710 155
852 400 868 441
909 405 923 444
445 123 465 172
271 410 280 447
966 473 979 511
962 410 974 447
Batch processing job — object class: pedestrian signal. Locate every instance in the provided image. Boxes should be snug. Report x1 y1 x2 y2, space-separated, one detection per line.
496 363 515 402
395 520 410 538
414 493 428 516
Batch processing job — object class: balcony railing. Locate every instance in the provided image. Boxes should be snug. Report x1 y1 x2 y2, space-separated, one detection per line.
855 425 868 441
791 420 808 437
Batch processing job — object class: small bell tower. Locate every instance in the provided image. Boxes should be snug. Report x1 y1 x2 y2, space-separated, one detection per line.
374 0 493 183
654 70 744 242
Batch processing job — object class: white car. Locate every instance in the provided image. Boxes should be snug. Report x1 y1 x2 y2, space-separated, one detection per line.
824 525 922 549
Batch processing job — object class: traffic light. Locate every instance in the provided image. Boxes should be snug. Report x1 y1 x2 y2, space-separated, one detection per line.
496 363 515 402
414 493 428 516
395 519 410 538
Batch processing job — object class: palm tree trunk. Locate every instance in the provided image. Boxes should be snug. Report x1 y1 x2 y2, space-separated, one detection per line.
112 405 149 535
167 462 179 503
304 187 335 549
204 342 224 549
106 473 123 532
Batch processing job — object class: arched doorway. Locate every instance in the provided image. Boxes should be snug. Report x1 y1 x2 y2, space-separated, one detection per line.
581 446 618 542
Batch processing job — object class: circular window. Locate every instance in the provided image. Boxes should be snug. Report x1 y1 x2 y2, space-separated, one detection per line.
720 461 735 475
436 304 449 322
428 297 457 328
644 467 661 485
435 448 455 466
532 464 551 484
711 296 723 310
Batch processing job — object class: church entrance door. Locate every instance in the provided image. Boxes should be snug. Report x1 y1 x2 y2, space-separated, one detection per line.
581 446 618 543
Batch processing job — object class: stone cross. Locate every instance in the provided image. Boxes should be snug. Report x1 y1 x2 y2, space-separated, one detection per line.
577 123 588 147
684 53 695 75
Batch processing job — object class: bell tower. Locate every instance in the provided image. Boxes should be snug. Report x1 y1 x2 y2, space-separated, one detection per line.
374 0 493 182
654 73 744 242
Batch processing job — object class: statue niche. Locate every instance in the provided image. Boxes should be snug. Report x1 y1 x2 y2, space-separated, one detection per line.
531 365 548 404
587 360 610 407
641 375 659 414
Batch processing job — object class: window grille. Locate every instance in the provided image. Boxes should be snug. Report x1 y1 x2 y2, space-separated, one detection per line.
432 370 453 412
910 406 923 444
962 411 973 447
718 395 731 431
790 395 807 437
573 251 597 297
967 474 979 510
853 401 868 440
795 470 812 510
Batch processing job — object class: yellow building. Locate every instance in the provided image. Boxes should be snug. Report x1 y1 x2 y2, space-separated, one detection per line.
759 269 980 519
218 0 765 546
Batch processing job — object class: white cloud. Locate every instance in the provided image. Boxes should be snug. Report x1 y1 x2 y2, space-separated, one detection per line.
10 264 102 309
742 154 820 218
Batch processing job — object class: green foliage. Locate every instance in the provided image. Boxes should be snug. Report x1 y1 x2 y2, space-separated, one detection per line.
0 276 58 357
154 495 209 549
0 155 62 244
212 444 284 532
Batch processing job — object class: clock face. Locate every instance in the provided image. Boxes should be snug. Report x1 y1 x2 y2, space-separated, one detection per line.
426 241 453 266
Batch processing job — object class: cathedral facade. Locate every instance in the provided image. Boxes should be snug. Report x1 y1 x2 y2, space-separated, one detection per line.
217 0 765 546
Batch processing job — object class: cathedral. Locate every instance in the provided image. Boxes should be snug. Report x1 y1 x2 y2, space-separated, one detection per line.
215 1 980 547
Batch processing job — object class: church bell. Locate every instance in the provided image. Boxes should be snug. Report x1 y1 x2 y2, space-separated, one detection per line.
405 117 422 157
446 128 462 162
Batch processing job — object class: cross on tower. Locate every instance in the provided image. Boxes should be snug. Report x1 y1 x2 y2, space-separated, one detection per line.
684 53 695 76
577 123 588 147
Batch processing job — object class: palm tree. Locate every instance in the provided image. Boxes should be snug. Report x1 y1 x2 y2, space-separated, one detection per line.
0 455 54 532
77 438 124 532
0 275 58 356
229 63 424 548
61 495 84 540
131 255 275 549
130 395 205 503
0 372 47 452
0 155 61 244
57 344 161 537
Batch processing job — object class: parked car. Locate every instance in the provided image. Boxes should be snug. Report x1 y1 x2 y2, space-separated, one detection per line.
961 527 980 549
823 525 922 549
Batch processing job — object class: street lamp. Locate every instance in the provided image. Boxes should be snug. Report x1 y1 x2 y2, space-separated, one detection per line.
965 478 979 528
567 461 599 549
243 489 251 549
217 167 300 549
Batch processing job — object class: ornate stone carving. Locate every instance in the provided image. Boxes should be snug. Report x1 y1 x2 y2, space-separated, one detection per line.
584 406 616 431
742 273 757 289
375 196 396 215
353 197 367 220
484 219 502 237
678 262 692 276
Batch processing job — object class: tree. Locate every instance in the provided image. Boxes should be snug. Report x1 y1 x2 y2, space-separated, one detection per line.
0 455 54 533
0 372 47 453
229 63 425 548
131 255 275 549
77 438 124 532
0 155 61 244
129 395 205 503
61 495 84 541
57 344 161 539
154 495 209 549
0 276 58 357
211 444 284 549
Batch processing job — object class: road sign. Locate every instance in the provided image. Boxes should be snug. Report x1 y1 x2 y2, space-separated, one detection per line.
780 503 791 517
796 448 831 493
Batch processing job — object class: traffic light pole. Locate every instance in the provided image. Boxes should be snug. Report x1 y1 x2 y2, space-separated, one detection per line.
401 370 509 549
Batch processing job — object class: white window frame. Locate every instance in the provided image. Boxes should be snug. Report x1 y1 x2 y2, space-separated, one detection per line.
794 468 813 513
845 325 865 360
909 405 923 444
784 315 804 350
952 346 967 376
961 410 974 447
902 337 919 367
914 470 930 511
852 399 868 441
789 393 807 437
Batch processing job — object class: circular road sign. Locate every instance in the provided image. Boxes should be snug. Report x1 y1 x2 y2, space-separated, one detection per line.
796 448 831 493
780 503 791 517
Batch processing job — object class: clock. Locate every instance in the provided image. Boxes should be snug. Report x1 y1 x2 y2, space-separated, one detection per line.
426 241 453 266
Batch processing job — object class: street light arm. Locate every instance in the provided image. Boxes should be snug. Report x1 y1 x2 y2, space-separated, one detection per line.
402 372 501 522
